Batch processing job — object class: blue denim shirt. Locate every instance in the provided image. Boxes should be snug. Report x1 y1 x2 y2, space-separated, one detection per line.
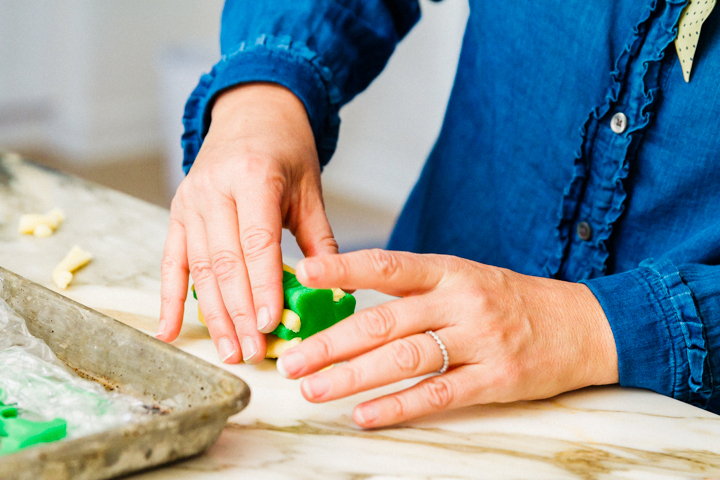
182 0 720 413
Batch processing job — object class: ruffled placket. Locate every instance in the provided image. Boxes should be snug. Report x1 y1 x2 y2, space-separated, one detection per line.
543 0 689 282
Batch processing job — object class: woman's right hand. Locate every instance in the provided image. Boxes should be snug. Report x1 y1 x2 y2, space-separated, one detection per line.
156 83 338 364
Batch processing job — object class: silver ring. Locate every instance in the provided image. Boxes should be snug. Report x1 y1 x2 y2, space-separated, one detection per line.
425 330 449 374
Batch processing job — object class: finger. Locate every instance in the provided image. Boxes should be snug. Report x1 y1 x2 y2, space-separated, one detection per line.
203 197 266 364
353 366 487 428
299 330 462 403
185 210 242 364
277 296 445 378
295 249 445 296
235 184 285 334
292 191 338 258
158 215 189 342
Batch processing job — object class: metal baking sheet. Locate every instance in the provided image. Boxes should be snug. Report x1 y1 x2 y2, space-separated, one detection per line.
0 266 250 480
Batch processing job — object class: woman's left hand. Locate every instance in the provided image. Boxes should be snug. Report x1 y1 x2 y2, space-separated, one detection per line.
276 249 619 428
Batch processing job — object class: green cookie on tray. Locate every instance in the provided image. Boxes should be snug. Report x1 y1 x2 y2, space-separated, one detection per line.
193 263 356 358
0 390 67 455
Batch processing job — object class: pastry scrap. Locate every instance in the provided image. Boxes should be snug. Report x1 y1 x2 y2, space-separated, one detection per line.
265 336 301 358
193 263 356 359
18 208 65 237
52 245 92 289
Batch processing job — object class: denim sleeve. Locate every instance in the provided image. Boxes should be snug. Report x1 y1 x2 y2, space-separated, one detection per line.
181 0 421 173
582 258 720 413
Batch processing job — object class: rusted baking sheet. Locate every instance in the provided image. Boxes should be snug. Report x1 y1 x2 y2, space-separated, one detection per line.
0 266 249 480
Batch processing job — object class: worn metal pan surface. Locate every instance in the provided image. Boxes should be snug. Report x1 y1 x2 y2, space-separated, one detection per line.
0 266 250 480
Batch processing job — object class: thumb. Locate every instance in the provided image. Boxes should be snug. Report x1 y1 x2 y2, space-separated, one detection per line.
293 192 339 258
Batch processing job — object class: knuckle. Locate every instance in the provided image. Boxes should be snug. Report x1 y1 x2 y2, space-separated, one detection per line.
167 215 185 233
160 254 181 275
437 255 471 287
331 254 351 279
189 260 214 285
172 182 189 205
385 395 408 421
160 292 180 308
249 278 277 299
211 250 242 283
226 305 252 326
311 334 335 362
263 168 287 197
343 363 365 391
316 234 339 253
424 377 455 410
234 157 285 193
173 180 201 210
469 285 491 310
490 266 512 288
241 226 278 261
169 194 183 214
200 309 224 327
368 249 400 278
359 306 396 342
236 154 267 175
450 255 471 273
390 339 422 374
460 282 494 313
192 170 219 194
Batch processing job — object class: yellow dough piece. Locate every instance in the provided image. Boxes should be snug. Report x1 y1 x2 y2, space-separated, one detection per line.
18 214 46 234
18 208 65 236
33 224 53 237
281 308 301 333
52 245 92 289
331 288 346 302
46 208 65 227
265 335 301 359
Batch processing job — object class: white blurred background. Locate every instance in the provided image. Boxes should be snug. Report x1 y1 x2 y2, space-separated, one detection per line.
0 0 468 252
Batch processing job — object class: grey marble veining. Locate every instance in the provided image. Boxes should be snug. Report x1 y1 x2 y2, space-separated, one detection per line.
1 153 720 480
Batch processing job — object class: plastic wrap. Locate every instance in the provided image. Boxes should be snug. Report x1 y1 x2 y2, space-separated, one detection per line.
0 273 145 440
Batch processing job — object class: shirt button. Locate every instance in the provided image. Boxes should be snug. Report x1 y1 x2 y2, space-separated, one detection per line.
576 221 593 241
610 112 628 134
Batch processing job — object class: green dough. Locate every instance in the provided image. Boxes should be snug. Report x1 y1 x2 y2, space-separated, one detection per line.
271 270 356 341
0 393 67 455
192 268 356 341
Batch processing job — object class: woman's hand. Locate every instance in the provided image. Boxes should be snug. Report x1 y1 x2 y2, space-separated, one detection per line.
277 249 619 428
156 83 338 364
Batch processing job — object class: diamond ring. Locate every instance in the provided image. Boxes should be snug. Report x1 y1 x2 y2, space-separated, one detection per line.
425 330 449 374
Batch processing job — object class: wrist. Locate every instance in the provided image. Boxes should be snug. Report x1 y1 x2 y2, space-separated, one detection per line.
204 82 317 163
574 283 619 387
211 82 308 124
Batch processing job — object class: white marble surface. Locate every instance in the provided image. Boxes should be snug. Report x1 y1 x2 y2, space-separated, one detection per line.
1 153 720 479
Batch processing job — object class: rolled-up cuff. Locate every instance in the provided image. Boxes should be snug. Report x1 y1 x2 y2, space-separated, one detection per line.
182 34 341 174
582 258 710 408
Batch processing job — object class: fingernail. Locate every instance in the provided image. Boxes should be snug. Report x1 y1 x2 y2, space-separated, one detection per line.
256 306 272 333
217 337 237 363
302 375 330 399
276 351 305 378
155 318 167 338
241 337 258 363
355 404 379 426
299 259 323 281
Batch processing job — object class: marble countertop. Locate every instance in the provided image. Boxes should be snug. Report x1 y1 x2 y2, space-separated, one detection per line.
1 153 719 480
